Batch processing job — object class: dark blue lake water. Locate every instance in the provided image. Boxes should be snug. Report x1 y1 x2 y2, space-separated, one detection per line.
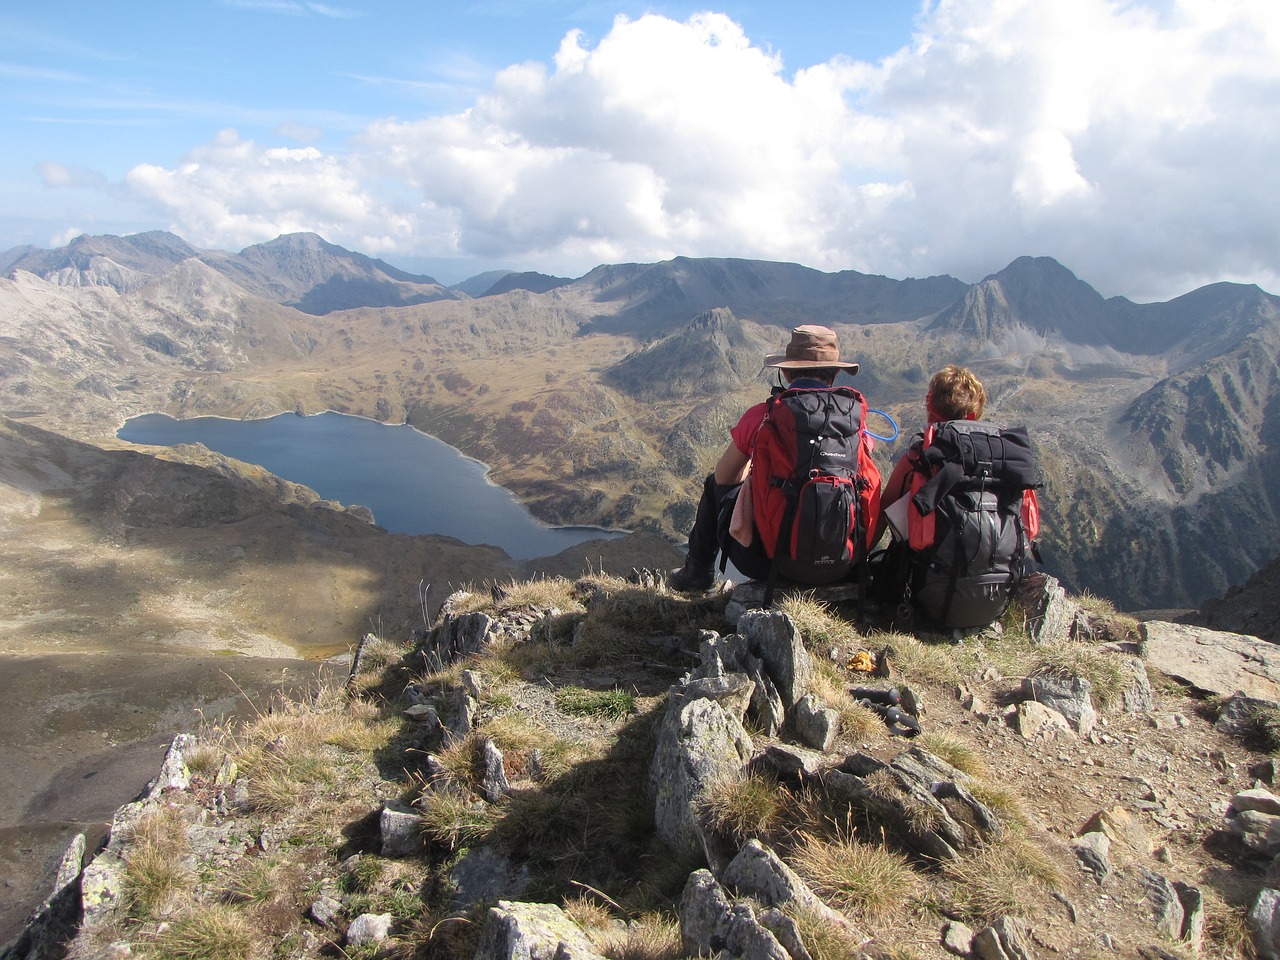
116 411 626 561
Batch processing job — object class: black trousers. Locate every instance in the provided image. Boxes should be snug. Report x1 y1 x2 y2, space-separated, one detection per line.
685 473 773 581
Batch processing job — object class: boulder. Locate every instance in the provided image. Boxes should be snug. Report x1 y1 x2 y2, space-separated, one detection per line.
346 913 392 947
737 610 814 711
474 901 606 960
1141 621 1280 700
1252 888 1280 960
973 917 1033 960
678 869 792 960
649 696 753 854
379 801 422 857
793 693 839 752
1021 674 1096 735
450 847 532 910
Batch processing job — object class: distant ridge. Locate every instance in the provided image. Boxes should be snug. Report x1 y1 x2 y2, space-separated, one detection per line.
5 230 460 316
450 270 513 297
482 271 574 297
576 256 967 335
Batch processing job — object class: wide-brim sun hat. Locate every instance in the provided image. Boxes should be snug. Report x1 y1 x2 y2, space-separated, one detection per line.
763 324 859 374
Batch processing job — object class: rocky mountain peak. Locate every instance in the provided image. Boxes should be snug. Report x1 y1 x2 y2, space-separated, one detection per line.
604 307 771 400
927 255 1109 343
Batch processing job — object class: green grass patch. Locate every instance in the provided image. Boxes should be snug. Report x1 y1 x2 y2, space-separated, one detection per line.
554 685 635 719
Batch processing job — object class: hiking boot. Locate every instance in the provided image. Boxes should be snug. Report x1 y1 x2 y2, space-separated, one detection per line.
668 558 715 592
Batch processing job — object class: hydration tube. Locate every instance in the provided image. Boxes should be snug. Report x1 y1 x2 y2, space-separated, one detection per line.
866 409 899 443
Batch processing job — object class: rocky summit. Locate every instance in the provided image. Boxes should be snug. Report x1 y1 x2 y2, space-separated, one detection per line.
11 571 1280 960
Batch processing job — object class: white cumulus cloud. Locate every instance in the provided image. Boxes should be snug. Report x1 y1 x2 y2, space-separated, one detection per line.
122 0 1280 300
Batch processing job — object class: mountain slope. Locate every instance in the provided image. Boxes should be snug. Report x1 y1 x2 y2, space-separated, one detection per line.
5 231 203 294
5 231 462 317
576 256 967 335
200 232 460 314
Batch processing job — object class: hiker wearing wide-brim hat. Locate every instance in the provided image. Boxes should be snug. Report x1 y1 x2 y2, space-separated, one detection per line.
762 324 860 374
668 324 867 591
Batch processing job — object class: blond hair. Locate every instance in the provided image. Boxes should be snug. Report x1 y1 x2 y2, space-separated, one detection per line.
927 365 986 421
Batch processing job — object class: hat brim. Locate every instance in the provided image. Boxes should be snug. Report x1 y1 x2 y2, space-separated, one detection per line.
763 355 860 375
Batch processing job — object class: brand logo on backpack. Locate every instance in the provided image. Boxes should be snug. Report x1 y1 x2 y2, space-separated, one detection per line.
749 387 882 586
903 420 1042 629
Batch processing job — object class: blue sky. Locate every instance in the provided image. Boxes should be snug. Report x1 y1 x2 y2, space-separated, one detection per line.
2 1 1278 299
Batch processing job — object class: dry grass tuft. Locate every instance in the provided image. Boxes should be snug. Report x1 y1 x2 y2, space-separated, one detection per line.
871 631 964 686
594 912 682 960
416 790 499 851
790 905 872 960
918 731 989 779
496 576 585 612
699 774 787 846
942 838 1067 924
788 832 922 921
148 903 265 960
122 806 193 919
778 594 850 649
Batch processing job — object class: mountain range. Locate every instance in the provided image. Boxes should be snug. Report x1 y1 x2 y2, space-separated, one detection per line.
4 230 1279 613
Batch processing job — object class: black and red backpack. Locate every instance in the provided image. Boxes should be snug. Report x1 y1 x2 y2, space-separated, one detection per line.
899 419 1042 629
749 385 883 587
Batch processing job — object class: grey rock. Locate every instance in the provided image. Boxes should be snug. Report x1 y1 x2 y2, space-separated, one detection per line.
1252 888 1280 960
674 674 757 725
677 868 796 960
1141 621 1280 700
1 833 86 960
943 921 976 956
1118 656 1154 713
718 902 790 960
822 748 999 862
722 840 847 930
1230 809 1280 855
738 611 813 711
649 697 753 854
379 801 422 857
404 703 441 726
679 870 734 958
461 669 483 698
759 908 813 960
438 611 498 660
759 743 830 784
1022 674 1096 735
972 917 1032 960
1070 831 1112 884
308 895 344 929
1138 868 1185 939
1232 789 1280 817
1015 700 1073 739
474 900 606 960
480 738 511 803
346 912 392 946
144 734 195 800
1177 881 1205 950
793 693 838 752
450 847 532 910
1017 573 1080 645
1217 692 1280 739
